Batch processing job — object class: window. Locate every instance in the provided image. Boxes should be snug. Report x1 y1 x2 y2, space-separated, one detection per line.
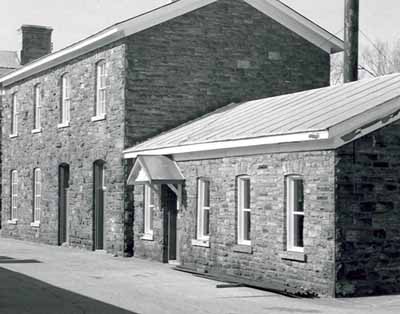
33 168 41 223
33 84 42 131
94 60 107 119
143 185 154 237
237 176 251 245
197 179 210 241
59 74 70 126
10 170 18 220
286 176 304 252
11 93 18 136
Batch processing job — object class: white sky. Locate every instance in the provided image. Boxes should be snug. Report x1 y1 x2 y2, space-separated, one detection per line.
1 0 399 52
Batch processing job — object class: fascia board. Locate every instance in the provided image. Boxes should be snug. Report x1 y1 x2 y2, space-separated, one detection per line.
245 0 344 53
123 130 329 159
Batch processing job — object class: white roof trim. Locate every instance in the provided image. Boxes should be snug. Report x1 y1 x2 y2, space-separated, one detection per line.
0 0 343 86
123 130 329 159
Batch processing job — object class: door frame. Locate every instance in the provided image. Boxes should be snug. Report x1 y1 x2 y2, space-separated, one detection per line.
93 160 105 251
58 163 69 246
161 185 178 263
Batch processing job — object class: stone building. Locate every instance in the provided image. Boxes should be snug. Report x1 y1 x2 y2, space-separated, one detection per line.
124 73 400 297
0 0 342 254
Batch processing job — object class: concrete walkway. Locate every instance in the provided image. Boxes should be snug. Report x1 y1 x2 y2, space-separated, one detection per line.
1 238 400 314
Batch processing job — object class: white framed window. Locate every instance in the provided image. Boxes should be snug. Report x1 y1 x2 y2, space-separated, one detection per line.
11 170 18 220
59 74 70 127
197 178 210 241
94 60 107 119
33 168 41 223
11 93 18 136
237 176 251 246
143 185 154 237
286 175 305 253
33 84 42 131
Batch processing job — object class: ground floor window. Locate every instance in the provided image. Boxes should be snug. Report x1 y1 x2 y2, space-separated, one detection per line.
144 185 154 236
33 168 41 223
197 178 210 241
286 175 304 252
11 170 18 220
237 176 251 245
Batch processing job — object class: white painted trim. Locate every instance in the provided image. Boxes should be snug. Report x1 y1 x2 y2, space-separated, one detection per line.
141 233 154 241
123 130 329 159
30 221 40 228
31 128 42 134
91 114 107 122
0 0 342 86
57 121 70 129
9 133 18 138
7 219 18 225
191 239 210 248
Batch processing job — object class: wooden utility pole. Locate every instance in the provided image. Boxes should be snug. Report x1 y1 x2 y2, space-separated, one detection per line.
344 0 359 83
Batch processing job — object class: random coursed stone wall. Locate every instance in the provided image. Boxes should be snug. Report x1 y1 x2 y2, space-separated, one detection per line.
124 0 331 148
1 42 126 253
134 151 336 296
335 121 400 297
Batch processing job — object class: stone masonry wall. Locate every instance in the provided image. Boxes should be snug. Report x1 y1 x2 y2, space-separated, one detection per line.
1 41 126 253
134 151 336 296
124 0 330 147
335 121 400 297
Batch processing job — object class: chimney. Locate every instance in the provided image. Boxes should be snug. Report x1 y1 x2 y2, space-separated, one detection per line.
20 25 53 65
343 0 359 83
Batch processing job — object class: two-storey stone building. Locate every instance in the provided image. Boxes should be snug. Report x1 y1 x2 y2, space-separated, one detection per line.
0 0 342 262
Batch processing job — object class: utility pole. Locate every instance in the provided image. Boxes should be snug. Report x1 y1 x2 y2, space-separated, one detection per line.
344 0 359 83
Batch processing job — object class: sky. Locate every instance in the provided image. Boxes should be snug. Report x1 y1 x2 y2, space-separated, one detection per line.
1 0 400 53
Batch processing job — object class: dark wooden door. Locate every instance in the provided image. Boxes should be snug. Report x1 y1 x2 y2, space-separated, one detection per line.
58 164 69 245
93 161 105 250
162 185 177 262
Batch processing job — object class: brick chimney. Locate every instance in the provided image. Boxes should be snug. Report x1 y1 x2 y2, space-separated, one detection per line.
20 25 53 65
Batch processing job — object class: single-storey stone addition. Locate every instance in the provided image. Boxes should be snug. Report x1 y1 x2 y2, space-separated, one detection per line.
124 74 400 297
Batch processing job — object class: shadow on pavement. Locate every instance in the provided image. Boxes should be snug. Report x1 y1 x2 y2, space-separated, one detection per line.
0 267 139 314
0 256 41 264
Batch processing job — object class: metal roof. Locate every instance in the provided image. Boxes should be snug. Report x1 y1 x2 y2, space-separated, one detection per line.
124 73 400 157
0 0 343 86
0 51 19 69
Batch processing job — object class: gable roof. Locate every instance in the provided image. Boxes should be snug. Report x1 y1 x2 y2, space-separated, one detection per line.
123 73 400 159
0 0 343 86
0 51 20 77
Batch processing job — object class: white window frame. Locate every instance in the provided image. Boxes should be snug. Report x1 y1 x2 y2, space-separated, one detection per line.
10 170 18 221
93 60 107 120
33 168 41 224
143 185 154 239
10 93 18 137
196 178 210 241
286 175 305 253
33 84 42 132
58 74 70 128
237 176 251 246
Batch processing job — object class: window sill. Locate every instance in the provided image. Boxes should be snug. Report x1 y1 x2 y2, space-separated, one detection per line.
31 128 42 134
30 221 40 228
233 244 253 254
7 219 18 225
191 239 210 248
91 114 106 122
280 251 307 263
57 121 70 129
141 233 154 241
9 134 18 138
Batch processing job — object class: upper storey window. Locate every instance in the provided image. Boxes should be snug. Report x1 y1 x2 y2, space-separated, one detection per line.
10 93 18 137
93 60 107 120
33 84 42 131
59 73 70 128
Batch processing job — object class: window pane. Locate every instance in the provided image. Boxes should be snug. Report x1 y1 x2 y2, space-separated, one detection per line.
203 209 210 236
203 181 210 207
242 179 250 209
293 214 304 247
293 179 304 212
243 211 251 241
149 206 153 231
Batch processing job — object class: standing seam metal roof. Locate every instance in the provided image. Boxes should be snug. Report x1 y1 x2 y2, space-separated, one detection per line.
128 73 400 152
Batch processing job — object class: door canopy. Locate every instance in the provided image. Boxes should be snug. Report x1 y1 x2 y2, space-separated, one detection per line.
127 155 185 186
